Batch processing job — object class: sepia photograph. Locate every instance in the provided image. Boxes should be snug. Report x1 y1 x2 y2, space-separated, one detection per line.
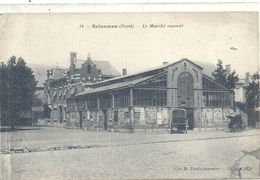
0 3 260 180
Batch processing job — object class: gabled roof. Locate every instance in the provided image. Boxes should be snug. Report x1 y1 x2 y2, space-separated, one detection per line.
75 58 220 97
29 64 72 87
192 60 216 79
93 61 121 77
53 68 68 80
28 64 67 87
94 58 215 86
175 58 203 70
74 59 120 77
74 60 85 69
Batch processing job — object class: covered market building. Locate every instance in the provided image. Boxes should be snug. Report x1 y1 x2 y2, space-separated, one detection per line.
66 58 234 132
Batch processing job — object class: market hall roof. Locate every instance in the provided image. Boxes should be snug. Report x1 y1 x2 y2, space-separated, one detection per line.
75 75 155 97
92 58 215 85
74 58 218 97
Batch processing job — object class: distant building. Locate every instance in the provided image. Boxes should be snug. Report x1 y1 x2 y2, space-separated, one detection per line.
66 58 234 132
223 64 251 104
44 53 120 125
234 72 250 103
32 89 48 124
30 63 61 124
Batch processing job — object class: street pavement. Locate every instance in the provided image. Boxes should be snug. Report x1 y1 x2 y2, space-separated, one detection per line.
1 127 260 179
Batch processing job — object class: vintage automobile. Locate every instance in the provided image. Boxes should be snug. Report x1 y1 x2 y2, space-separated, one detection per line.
170 109 188 134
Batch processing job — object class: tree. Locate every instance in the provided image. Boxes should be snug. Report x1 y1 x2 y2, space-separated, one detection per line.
212 59 239 89
245 71 259 128
0 56 37 130
226 70 240 90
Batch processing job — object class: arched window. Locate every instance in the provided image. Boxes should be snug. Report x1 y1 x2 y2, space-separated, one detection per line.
87 64 91 74
177 72 194 107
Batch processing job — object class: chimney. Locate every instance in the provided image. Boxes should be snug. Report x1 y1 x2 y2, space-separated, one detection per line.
225 64 231 75
245 72 250 84
163 62 168 65
87 53 91 60
70 52 76 75
70 52 77 64
123 68 127 75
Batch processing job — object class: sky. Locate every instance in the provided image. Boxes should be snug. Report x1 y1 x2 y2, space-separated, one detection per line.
0 11 258 78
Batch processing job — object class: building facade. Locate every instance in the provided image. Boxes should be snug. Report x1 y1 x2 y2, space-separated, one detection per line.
44 52 120 125
66 58 234 132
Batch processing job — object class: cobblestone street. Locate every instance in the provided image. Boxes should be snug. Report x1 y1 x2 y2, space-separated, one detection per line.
1 127 260 179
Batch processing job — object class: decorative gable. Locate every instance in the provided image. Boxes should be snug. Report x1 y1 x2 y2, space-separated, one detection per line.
167 59 202 89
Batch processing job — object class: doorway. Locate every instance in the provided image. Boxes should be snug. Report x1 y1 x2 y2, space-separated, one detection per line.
177 72 194 107
177 72 195 130
103 110 108 130
79 111 83 129
59 106 62 124
186 108 194 130
114 110 118 123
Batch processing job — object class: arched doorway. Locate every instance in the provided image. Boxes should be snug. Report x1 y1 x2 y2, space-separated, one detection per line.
177 72 194 129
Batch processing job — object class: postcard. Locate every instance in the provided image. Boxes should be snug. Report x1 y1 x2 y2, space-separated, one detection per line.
0 3 259 180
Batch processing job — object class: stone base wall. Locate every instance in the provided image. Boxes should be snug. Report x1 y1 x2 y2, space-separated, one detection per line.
65 107 235 132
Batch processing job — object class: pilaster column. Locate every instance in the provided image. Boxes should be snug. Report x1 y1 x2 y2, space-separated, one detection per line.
130 88 133 107
111 93 115 108
97 96 100 110
129 107 134 133
129 88 134 133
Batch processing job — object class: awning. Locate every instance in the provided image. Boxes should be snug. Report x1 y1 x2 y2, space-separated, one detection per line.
70 86 77 95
